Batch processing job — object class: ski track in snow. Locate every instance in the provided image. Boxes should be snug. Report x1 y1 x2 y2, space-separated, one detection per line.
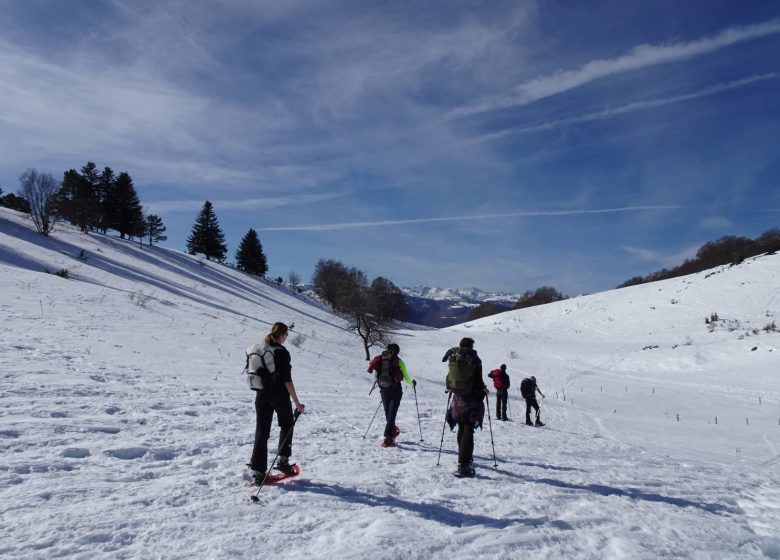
1 208 779 559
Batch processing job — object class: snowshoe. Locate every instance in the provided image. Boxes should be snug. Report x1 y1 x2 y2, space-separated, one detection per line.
454 465 475 478
380 437 397 448
535 421 545 427
247 465 301 487
274 460 298 475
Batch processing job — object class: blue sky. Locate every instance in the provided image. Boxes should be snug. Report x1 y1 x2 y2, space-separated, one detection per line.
1 1 778 294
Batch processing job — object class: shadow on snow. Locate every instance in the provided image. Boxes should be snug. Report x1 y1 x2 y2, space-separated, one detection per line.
280 478 573 531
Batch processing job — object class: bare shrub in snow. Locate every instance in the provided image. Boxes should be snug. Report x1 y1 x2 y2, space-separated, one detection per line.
130 292 151 308
47 268 70 279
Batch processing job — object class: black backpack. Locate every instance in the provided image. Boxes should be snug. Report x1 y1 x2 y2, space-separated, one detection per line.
376 350 396 389
520 377 534 398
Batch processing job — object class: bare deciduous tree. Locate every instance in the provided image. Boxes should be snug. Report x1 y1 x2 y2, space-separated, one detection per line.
19 169 60 236
287 271 301 290
312 259 408 359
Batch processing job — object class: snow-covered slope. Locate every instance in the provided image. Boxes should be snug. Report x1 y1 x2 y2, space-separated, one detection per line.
1 207 778 559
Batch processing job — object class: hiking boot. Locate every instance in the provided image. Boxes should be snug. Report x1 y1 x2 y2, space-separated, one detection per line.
455 464 475 477
381 437 397 448
393 426 401 437
251 470 265 485
525 420 533 426
275 457 297 475
535 420 545 427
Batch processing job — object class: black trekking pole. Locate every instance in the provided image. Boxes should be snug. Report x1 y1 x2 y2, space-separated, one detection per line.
413 383 424 442
368 380 377 396
362 398 383 439
436 392 452 466
251 409 301 503
484 393 498 468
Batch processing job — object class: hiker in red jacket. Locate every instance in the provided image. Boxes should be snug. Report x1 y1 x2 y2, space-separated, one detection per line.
488 364 510 421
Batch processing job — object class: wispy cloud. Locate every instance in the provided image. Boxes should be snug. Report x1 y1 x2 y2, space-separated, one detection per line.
623 244 699 268
256 205 682 231
476 73 779 143
451 18 780 118
148 192 348 214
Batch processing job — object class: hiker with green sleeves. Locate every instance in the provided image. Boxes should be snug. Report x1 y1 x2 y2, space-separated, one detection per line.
367 343 416 447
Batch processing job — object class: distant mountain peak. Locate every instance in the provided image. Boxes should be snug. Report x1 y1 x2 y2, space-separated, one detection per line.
402 285 522 305
400 285 523 327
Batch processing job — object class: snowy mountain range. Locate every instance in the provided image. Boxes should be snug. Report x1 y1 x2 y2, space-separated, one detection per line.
402 286 524 304
401 286 523 327
1 206 779 559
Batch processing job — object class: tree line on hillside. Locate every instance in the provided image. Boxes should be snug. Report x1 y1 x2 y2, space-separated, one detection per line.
617 229 780 288
3 165 412 354
0 164 167 246
466 286 569 321
0 165 272 279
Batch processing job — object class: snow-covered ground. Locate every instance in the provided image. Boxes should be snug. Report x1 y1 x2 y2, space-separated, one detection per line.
1 206 778 559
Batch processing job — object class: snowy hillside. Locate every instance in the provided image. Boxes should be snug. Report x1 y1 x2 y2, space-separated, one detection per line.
1 206 779 559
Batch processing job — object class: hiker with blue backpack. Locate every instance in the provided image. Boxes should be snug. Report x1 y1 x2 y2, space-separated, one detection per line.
246 322 306 485
367 343 416 447
443 337 488 477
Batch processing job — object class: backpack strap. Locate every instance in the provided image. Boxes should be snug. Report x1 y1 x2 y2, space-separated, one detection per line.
246 346 275 374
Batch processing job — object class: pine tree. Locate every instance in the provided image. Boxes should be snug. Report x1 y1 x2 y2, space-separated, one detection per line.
187 201 227 261
145 214 167 246
57 166 98 233
235 228 268 276
111 172 144 239
79 162 101 231
97 167 116 234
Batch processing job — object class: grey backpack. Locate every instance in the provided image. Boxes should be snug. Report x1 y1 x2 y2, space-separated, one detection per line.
244 343 278 390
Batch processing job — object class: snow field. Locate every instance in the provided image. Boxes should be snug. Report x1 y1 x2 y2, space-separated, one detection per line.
1 208 778 559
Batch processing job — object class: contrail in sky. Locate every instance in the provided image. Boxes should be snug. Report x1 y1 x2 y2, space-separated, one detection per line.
477 73 778 142
256 205 682 232
450 18 780 118
477 72 778 141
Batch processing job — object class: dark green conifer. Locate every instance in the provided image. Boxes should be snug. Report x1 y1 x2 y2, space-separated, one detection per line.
235 228 268 276
187 201 227 261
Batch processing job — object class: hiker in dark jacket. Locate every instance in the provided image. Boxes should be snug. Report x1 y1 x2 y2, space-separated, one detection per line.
367 343 415 447
443 337 487 477
520 375 545 426
488 364 510 421
248 322 305 483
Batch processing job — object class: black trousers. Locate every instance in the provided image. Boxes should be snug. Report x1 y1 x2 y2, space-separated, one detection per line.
456 421 475 467
250 390 294 472
495 389 508 420
381 389 402 439
525 397 540 423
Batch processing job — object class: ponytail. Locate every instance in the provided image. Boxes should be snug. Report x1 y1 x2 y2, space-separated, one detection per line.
263 322 289 345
